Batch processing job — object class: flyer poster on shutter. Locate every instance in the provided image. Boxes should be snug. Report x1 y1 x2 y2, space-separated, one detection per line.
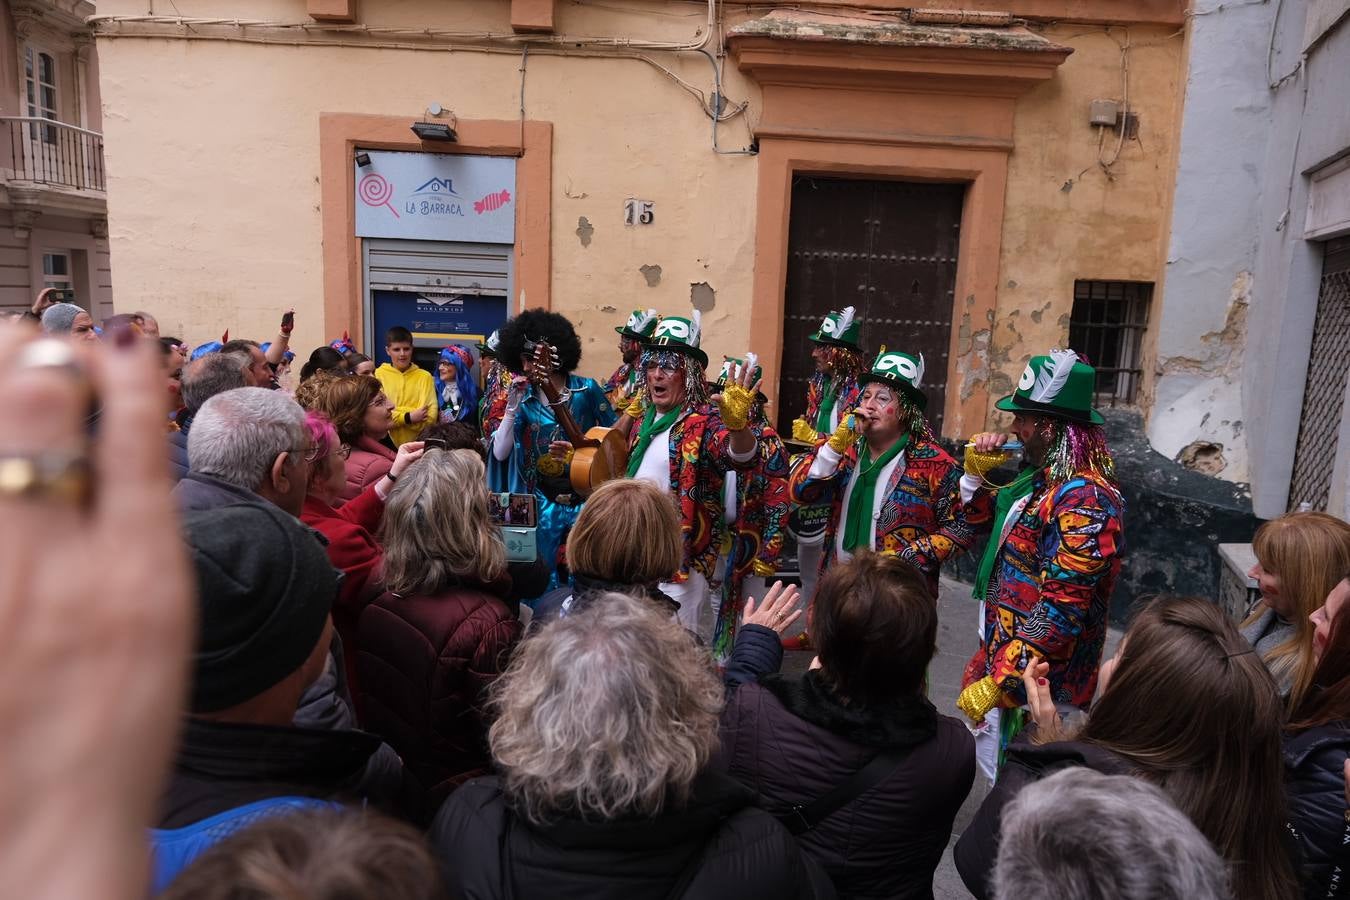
354 151 517 244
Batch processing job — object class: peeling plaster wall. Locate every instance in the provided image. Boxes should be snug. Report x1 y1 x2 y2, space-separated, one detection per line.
93 0 761 383
983 24 1184 425
1146 0 1279 486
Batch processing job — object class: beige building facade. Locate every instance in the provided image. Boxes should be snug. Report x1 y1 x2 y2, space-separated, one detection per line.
93 0 1186 438
0 0 111 319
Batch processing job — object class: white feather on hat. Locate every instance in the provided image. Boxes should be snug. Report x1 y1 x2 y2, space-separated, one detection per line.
690 309 702 347
836 306 856 336
1030 348 1079 403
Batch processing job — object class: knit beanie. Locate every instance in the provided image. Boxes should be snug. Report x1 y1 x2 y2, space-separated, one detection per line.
40 302 83 334
182 502 339 713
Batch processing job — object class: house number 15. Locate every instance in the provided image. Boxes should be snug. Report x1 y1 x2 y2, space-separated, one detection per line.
624 199 655 226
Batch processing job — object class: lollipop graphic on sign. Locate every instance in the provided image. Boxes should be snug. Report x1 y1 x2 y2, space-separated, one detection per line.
359 173 400 218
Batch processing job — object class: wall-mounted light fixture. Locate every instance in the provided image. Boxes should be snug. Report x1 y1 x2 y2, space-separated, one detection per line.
411 121 457 142
355 151 372 167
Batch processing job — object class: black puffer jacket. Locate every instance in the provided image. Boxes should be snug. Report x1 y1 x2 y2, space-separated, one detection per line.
718 626 974 900
429 771 835 900
1285 721 1350 899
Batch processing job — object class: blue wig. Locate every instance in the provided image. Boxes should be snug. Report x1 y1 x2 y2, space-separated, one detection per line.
433 345 480 422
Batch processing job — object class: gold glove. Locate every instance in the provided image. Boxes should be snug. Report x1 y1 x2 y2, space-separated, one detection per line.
718 383 754 432
826 416 857 454
791 417 820 445
536 454 565 477
957 676 1002 725
625 392 646 419
964 443 1014 480
752 559 776 578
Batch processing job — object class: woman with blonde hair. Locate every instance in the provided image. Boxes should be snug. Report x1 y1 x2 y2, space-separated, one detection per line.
1242 511 1350 710
532 478 684 624
356 449 522 807
430 592 833 899
296 372 397 502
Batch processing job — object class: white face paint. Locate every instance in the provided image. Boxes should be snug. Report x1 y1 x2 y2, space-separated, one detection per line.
1018 363 1036 391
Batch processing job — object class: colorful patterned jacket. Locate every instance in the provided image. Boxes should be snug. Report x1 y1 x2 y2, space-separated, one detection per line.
712 417 790 658
478 361 510 441
802 372 863 435
787 434 971 600
603 363 640 411
960 471 1125 711
628 407 758 584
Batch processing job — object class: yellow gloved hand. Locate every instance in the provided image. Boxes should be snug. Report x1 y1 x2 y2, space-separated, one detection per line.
826 415 857 454
536 454 565 478
625 392 646 419
752 559 776 578
957 676 1002 725
964 443 1014 480
791 417 820 445
718 383 755 432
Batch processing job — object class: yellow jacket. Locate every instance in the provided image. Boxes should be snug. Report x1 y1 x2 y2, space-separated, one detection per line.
376 362 438 446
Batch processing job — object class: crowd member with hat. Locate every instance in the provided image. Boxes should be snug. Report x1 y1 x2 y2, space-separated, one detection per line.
151 502 416 893
432 344 479 423
622 310 765 640
958 348 1125 782
788 348 971 605
788 307 868 609
489 310 616 592
712 354 791 660
604 308 659 411
40 301 98 342
476 328 511 488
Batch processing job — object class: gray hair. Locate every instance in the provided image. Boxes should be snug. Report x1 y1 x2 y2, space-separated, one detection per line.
182 353 248 414
41 302 84 333
188 388 305 491
488 592 723 825
993 768 1229 900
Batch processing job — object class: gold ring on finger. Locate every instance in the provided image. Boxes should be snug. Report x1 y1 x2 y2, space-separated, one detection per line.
0 452 91 505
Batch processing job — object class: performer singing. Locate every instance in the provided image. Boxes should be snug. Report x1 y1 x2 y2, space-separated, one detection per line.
789 349 971 602
711 356 790 660
788 307 868 606
604 308 660 410
489 311 616 590
956 348 1124 782
623 311 764 640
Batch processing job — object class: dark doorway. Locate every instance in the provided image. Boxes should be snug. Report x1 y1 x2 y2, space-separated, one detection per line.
778 176 964 437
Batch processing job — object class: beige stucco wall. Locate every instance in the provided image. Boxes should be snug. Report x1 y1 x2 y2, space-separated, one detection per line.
985 23 1184 422
94 2 1182 413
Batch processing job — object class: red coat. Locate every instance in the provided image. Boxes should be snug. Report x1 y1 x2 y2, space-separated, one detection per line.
341 435 395 503
300 487 385 696
356 577 522 808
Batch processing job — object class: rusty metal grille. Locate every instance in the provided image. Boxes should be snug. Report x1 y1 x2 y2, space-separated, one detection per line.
1068 280 1151 405
1288 237 1350 511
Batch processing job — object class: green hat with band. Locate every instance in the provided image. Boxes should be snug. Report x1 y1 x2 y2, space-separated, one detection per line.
858 349 928 411
476 329 501 358
644 311 708 368
995 349 1104 425
717 354 766 402
615 308 660 340
809 306 862 350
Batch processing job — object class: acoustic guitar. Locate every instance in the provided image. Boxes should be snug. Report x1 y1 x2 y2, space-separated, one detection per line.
526 340 630 499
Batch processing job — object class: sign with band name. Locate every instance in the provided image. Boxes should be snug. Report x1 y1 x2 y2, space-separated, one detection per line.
355 151 517 244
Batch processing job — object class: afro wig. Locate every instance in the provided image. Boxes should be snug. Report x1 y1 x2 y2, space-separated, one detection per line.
497 308 583 376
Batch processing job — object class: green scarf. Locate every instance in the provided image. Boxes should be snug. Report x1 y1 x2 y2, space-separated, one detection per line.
841 434 909 553
815 378 839 434
626 406 682 478
972 467 1038 602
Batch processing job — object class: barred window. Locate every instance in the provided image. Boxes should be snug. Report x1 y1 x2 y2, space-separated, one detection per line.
1068 280 1151 405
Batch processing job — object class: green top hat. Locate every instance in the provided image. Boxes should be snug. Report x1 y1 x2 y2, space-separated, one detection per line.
809 306 862 349
716 354 766 402
858 349 928 410
995 349 1104 425
615 308 660 341
644 311 708 368
475 329 502 358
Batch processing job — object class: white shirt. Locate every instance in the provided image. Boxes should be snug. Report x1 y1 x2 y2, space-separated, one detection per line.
808 442 906 562
634 426 673 489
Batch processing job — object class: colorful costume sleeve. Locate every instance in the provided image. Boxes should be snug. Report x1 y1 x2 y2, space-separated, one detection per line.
986 480 1124 706
787 438 853 506
899 454 974 570
706 414 761 476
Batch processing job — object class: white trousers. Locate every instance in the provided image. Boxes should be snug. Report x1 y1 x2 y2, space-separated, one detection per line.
663 572 713 642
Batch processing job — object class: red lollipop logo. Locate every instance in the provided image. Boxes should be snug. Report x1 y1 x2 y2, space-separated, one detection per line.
359 174 400 218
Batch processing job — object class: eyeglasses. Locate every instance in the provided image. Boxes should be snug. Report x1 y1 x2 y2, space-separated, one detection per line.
301 444 322 462
337 443 352 459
